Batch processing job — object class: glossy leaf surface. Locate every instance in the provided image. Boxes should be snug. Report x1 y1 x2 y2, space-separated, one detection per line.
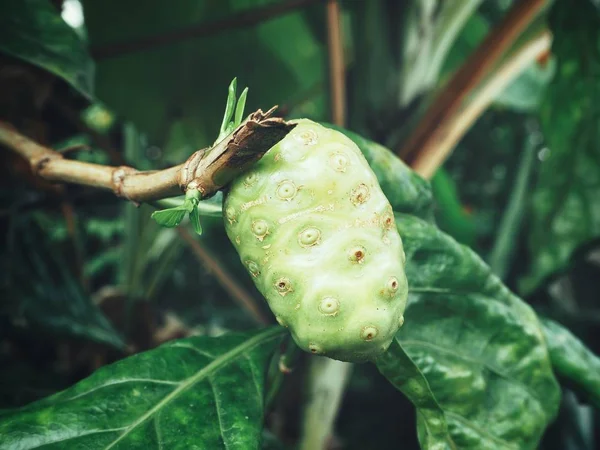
376 340 456 450
0 327 285 449
0 0 94 97
388 213 561 449
541 318 600 409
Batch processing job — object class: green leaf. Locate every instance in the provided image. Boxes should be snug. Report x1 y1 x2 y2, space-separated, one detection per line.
189 206 203 236
521 0 600 293
0 327 285 449
219 77 238 139
394 213 561 449
151 193 197 228
0 0 94 98
321 123 435 220
376 340 456 450
541 318 600 409
235 87 249 127
150 207 188 228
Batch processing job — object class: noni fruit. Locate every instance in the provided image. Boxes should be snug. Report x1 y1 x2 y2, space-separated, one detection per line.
223 119 408 362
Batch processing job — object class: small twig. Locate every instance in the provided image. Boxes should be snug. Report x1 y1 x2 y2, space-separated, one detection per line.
326 0 346 126
398 0 547 175
177 228 270 326
92 0 323 60
0 109 295 202
413 29 552 179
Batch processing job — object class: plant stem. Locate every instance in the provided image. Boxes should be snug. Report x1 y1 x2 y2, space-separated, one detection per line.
299 357 352 450
326 0 346 127
488 134 538 279
399 0 548 177
176 228 270 326
412 28 551 180
0 109 294 202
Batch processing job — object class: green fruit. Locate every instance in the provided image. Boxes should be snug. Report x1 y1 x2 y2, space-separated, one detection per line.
223 120 408 362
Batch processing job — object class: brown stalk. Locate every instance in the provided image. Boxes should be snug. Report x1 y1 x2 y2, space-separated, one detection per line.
92 0 323 60
0 108 295 202
177 228 270 326
398 0 547 176
326 0 346 126
415 29 552 179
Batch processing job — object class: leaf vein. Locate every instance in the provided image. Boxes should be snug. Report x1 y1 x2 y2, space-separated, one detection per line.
102 327 283 449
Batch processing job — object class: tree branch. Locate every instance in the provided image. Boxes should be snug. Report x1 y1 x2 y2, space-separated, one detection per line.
326 0 346 126
398 0 547 174
0 108 295 202
177 228 271 326
92 0 323 60
413 28 552 179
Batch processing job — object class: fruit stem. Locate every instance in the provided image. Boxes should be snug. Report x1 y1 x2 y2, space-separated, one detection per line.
299 358 353 450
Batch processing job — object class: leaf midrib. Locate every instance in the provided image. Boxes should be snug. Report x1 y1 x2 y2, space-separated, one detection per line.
104 327 284 449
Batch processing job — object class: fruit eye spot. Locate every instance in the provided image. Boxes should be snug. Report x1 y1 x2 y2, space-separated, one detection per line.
298 227 321 247
276 180 297 200
225 207 236 223
275 316 287 328
308 344 323 354
318 297 340 316
382 213 394 230
348 246 366 263
350 183 370 205
329 152 349 172
387 277 399 293
399 315 405 327
361 326 379 341
274 277 293 296
246 260 260 278
244 173 258 187
251 220 269 240
295 129 318 146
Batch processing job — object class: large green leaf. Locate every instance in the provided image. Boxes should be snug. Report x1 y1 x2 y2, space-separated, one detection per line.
0 0 94 98
322 123 435 220
541 318 600 409
376 340 456 450
390 213 561 449
521 0 600 293
0 327 285 449
81 0 326 151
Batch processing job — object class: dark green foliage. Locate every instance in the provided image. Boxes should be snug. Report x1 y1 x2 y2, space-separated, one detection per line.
389 213 561 449
541 318 600 409
0 0 94 98
376 340 455 450
521 0 600 294
1 216 125 349
0 328 284 449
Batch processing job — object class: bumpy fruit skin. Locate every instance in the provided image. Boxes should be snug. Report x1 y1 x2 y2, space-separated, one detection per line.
223 119 408 362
